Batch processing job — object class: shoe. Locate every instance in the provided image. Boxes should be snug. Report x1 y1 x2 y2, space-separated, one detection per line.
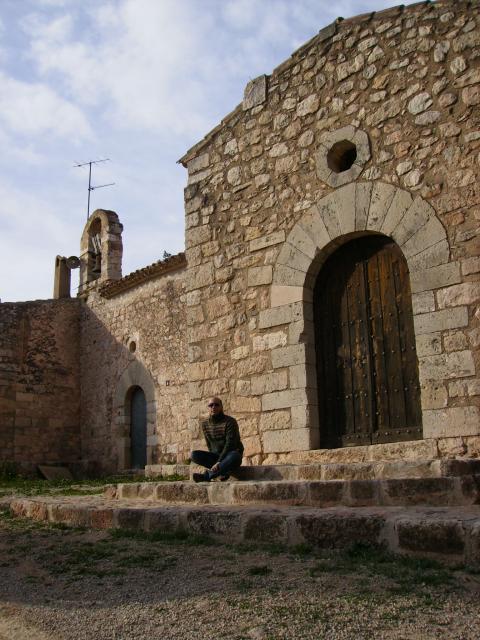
220 475 230 482
193 472 210 483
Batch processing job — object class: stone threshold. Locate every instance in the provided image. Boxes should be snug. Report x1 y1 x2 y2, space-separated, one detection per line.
185 458 480 482
8 496 480 567
108 474 480 508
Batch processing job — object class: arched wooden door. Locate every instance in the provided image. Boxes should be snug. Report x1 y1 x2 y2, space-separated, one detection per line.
130 386 147 468
314 236 422 448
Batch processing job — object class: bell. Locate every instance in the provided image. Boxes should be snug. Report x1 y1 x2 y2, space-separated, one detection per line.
92 253 102 274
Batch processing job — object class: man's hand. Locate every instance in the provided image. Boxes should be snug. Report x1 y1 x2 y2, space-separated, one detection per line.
211 463 220 473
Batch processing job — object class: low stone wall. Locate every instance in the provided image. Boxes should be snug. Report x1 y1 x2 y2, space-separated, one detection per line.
0 299 81 473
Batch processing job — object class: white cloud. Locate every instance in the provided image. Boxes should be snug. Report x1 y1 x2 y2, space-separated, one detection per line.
0 72 91 140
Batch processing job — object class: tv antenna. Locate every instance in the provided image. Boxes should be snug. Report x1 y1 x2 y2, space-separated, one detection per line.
74 158 115 220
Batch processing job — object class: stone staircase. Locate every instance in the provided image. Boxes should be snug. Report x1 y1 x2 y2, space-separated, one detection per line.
6 458 480 566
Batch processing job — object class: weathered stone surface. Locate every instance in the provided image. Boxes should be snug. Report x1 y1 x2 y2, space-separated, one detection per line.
437 283 480 309
250 230 285 252
248 266 273 286
423 406 480 438
397 519 465 555
419 350 475 382
263 427 311 453
262 388 308 411
243 75 267 109
410 263 461 294
251 371 288 395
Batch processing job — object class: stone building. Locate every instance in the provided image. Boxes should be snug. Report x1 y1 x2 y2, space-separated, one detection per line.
1 0 479 476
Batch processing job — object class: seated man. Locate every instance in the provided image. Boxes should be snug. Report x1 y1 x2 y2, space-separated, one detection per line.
191 397 244 482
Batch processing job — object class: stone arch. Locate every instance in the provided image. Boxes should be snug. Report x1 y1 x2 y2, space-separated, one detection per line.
79 209 123 293
113 360 157 471
268 181 451 451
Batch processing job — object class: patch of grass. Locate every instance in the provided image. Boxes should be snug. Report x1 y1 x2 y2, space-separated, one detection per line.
247 564 271 576
108 527 214 546
0 473 188 498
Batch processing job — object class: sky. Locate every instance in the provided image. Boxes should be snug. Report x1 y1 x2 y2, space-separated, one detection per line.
0 0 417 302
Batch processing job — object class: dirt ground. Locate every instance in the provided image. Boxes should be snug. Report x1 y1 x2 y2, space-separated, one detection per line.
1 507 480 640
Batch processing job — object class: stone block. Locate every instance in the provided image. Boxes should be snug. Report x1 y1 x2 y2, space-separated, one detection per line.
461 257 480 276
307 481 344 507
186 264 214 291
155 483 209 505
295 513 383 549
355 182 374 231
259 410 291 431
243 75 267 109
402 217 446 259
410 262 461 294
248 266 273 287
412 291 435 315
316 190 343 239
242 434 262 456
334 182 356 235
276 243 312 273
273 264 310 287
115 508 146 530
289 363 316 389
258 302 302 329
229 396 261 413
251 370 288 395
270 285 309 307
421 381 448 410
262 388 308 411
408 239 450 272
346 480 379 506
187 153 210 175
189 361 219 381
234 481 307 506
263 427 311 453
271 343 313 368
186 509 242 537
414 307 468 335
243 513 288 543
297 205 331 250
437 283 480 309
382 478 455 507
397 519 465 555
423 406 480 438
286 224 318 260
146 509 180 533
419 350 475 382
366 182 396 232
252 331 287 352
250 230 285 252
392 197 434 247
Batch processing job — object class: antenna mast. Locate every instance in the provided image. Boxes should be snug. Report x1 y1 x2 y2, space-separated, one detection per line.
74 158 115 220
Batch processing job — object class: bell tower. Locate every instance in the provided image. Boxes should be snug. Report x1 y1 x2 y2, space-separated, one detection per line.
78 209 123 295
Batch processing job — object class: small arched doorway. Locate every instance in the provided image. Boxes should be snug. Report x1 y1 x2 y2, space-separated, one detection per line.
314 235 422 448
129 386 147 469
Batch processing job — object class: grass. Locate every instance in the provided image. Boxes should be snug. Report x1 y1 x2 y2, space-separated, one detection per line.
0 473 187 497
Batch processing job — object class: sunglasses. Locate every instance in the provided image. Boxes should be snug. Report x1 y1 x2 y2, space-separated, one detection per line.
208 402 221 408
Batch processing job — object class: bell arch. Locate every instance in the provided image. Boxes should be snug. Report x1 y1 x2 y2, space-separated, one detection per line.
79 209 123 293
269 181 450 451
113 360 156 470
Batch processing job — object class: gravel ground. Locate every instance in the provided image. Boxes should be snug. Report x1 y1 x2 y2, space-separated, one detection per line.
1 507 479 640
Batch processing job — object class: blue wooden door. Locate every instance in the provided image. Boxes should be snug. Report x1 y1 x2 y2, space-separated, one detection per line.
130 387 147 469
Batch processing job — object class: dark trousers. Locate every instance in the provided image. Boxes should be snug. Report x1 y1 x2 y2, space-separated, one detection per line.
191 449 242 479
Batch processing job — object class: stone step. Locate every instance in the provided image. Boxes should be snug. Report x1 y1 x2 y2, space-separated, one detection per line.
186 458 480 482
8 496 480 566
106 474 480 508
144 464 189 478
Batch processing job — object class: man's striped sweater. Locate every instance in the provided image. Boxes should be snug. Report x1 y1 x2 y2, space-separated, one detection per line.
201 413 244 461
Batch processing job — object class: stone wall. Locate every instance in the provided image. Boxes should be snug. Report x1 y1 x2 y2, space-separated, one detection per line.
180 0 480 463
0 299 81 473
79 266 189 473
